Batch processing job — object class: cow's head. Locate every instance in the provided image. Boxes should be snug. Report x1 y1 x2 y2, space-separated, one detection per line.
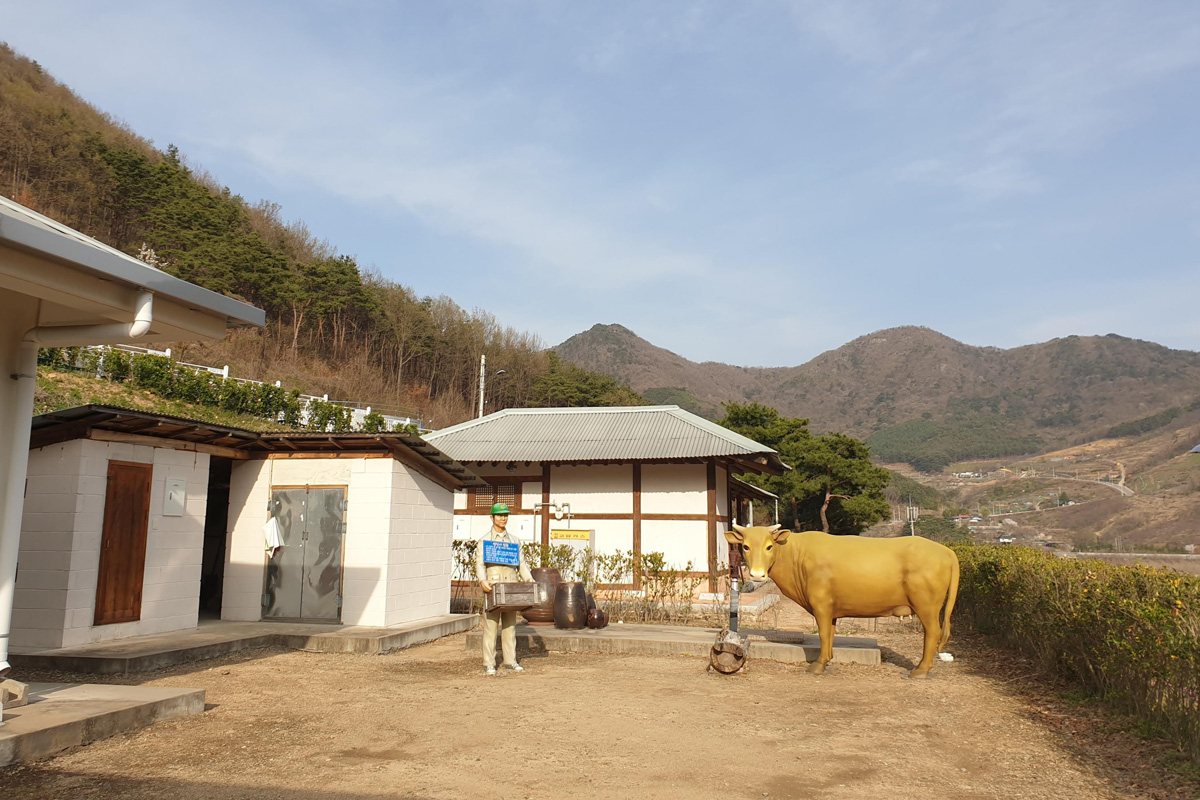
724 524 791 581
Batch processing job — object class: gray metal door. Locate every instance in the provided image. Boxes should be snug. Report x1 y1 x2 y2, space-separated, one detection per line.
264 487 345 621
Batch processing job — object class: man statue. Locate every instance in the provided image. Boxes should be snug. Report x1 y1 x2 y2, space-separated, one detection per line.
474 502 533 675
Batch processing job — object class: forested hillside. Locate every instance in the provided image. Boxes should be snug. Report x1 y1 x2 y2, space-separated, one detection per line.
0 45 640 426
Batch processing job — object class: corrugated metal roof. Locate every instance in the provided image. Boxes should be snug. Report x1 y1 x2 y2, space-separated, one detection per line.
28 404 486 488
1191 443 1200 454
425 406 787 474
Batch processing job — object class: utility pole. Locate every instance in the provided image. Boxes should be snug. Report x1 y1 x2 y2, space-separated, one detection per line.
477 354 486 418
906 499 918 536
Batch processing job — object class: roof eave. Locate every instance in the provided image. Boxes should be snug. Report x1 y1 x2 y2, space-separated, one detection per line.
0 197 265 328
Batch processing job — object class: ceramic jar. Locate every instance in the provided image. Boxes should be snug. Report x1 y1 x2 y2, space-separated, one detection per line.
553 581 588 629
522 567 561 625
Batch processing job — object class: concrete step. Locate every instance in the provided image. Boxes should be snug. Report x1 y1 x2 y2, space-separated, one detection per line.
0 683 205 766
465 623 881 666
10 614 480 675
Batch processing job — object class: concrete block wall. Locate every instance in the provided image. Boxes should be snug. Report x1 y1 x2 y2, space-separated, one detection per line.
384 464 454 626
223 456 453 629
61 441 209 647
222 459 268 621
10 440 83 651
342 458 393 627
12 439 210 651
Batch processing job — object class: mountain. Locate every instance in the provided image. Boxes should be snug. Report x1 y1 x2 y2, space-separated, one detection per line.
555 324 1200 469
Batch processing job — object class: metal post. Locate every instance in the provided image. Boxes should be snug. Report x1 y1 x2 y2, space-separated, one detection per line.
477 354 486 418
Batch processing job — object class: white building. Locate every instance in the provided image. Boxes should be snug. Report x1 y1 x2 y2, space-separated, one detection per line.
425 405 785 592
11 406 483 653
0 194 264 674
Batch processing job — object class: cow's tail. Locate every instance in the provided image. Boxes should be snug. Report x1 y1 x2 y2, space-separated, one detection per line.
938 551 960 650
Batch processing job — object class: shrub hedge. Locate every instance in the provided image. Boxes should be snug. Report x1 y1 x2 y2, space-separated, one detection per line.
951 543 1200 762
37 348 384 431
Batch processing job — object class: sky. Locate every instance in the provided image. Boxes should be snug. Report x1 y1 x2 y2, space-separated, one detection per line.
2 1 1199 366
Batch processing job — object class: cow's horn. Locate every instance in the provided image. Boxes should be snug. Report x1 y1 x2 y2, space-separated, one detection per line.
767 524 781 532
732 523 750 535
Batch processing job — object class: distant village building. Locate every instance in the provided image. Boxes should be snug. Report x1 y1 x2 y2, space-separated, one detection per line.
424 405 786 591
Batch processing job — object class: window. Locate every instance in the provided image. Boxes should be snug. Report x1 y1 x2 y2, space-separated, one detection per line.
471 482 518 509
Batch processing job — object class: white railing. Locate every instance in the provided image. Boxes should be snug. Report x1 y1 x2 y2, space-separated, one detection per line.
79 343 426 432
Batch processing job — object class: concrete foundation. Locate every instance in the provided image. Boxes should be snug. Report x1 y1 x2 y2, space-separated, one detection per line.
0 682 204 766
465 623 881 666
9 614 479 675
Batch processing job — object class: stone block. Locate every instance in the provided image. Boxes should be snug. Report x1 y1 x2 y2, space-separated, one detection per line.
1 679 30 709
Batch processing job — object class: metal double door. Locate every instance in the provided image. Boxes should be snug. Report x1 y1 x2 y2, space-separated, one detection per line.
264 486 346 621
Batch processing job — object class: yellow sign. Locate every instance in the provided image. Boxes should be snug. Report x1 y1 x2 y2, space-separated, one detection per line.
550 529 590 541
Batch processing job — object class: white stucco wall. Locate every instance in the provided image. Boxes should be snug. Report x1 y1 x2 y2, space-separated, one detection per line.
12 438 210 651
640 463 707 514
641 519 710 572
551 464 633 514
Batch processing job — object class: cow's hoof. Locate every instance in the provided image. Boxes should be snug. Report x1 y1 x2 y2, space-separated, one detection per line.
909 669 931 680
806 662 827 675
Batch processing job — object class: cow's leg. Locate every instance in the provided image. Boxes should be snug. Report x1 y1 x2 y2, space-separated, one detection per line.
807 608 834 675
910 603 941 680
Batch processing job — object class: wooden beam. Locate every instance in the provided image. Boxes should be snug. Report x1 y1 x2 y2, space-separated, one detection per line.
383 440 467 491
29 420 94 450
707 460 718 594
258 452 391 460
88 429 250 459
632 463 642 591
541 463 551 548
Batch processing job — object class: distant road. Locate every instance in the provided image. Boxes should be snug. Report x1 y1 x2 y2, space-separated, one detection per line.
1041 474 1134 497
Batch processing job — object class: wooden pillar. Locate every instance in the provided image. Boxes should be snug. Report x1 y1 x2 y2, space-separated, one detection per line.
540 463 551 547
632 463 642 590
707 460 718 593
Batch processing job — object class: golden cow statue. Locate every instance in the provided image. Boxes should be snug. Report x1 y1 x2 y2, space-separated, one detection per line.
726 524 959 679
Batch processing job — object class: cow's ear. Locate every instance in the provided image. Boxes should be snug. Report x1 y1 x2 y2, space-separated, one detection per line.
772 528 792 544
724 526 745 544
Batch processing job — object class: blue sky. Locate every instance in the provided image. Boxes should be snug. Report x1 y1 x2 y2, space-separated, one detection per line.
3 1 1199 365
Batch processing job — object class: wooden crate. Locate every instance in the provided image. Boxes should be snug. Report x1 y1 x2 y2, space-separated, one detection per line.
484 582 537 612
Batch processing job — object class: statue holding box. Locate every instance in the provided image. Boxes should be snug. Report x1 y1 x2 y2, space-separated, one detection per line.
474 503 534 675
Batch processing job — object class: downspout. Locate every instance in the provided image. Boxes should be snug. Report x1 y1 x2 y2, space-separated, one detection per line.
0 291 153 678
24 290 154 346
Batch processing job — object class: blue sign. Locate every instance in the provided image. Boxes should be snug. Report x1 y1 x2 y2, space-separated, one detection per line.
482 539 520 567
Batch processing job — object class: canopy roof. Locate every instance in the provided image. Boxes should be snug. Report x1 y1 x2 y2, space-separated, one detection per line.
1 194 264 339
425 405 788 475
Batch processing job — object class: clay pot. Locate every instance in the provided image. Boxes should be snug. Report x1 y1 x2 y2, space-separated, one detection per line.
523 567 562 625
587 607 609 629
553 581 588 629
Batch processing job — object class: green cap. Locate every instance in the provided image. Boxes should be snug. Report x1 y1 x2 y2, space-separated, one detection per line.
491 502 510 515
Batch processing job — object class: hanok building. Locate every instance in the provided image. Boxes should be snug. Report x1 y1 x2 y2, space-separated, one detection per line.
424 405 786 590
11 405 483 653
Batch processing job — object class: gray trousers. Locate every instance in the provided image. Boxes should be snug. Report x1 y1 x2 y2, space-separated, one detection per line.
482 608 518 668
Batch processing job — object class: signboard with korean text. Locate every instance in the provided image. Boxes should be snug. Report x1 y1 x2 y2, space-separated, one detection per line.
482 539 521 567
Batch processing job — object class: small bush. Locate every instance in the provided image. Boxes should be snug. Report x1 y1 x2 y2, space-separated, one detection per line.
952 543 1200 763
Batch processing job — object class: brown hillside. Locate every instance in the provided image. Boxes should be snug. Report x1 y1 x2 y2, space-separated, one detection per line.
556 324 1200 445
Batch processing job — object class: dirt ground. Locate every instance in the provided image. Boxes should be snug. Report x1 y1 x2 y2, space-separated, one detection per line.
5 600 1198 800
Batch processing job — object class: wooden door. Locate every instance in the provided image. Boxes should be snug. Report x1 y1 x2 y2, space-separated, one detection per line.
94 461 153 625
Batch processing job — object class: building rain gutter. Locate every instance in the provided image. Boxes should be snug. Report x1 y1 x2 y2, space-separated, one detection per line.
23 290 154 346
0 291 153 679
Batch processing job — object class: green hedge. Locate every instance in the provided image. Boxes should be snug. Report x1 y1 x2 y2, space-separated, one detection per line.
40 348 322 430
951 544 1200 762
